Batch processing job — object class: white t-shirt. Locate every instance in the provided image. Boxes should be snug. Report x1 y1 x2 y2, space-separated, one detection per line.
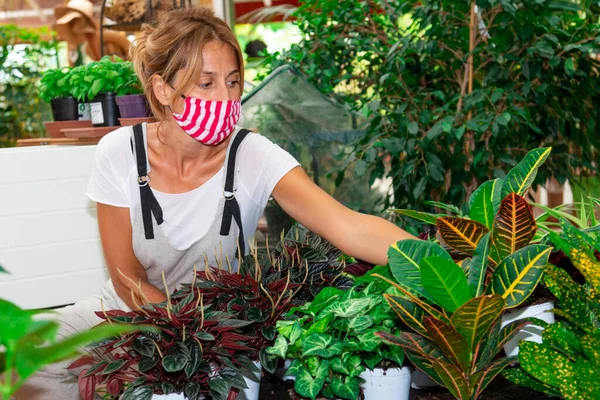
86 126 300 250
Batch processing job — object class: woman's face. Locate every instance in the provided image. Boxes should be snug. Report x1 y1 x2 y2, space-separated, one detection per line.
174 40 241 106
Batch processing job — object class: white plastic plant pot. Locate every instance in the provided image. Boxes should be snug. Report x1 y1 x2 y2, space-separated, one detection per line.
501 301 555 357
410 369 441 389
152 394 186 399
360 366 412 400
277 359 296 382
238 360 262 400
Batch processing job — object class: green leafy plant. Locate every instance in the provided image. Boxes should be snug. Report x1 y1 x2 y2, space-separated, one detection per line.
39 67 73 102
372 149 555 399
68 56 133 102
503 220 600 399
0 267 143 400
114 61 143 96
267 282 404 400
265 0 600 222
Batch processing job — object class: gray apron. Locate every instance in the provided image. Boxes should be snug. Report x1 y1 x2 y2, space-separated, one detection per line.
15 125 251 400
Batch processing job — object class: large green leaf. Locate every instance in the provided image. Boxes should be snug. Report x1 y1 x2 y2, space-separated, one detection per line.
472 356 517 399
377 331 445 385
477 318 532 371
331 376 361 400
377 274 450 324
490 244 550 308
436 217 489 256
431 359 471 399
391 209 441 225
469 179 503 228
424 317 471 372
122 384 153 400
385 294 429 338
469 233 491 297
266 336 288 359
502 367 562 397
14 323 144 381
490 193 537 263
294 360 329 400
322 298 372 318
0 300 35 345
450 295 504 352
502 147 551 197
302 333 343 358
162 354 187 372
542 322 582 359
519 341 583 398
420 257 471 313
388 240 452 302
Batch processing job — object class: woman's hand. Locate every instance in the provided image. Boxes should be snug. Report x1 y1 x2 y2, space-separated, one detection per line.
272 167 415 266
97 203 167 309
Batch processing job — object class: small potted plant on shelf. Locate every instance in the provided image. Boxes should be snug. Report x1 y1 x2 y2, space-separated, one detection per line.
503 219 600 399
69 56 123 127
39 67 92 137
115 60 154 123
267 278 409 400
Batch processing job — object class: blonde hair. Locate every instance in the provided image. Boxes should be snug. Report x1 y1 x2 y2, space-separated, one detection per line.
131 7 244 120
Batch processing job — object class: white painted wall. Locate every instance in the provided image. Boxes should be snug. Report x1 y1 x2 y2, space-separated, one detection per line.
0 145 108 310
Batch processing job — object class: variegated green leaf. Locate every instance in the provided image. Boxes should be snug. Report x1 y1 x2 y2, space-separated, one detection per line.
436 217 489 256
489 193 537 264
502 147 551 197
469 232 491 297
377 331 445 385
421 257 471 313
519 341 583 399
431 359 471 399
477 318 533 371
472 356 517 399
294 360 329 400
469 178 504 228
450 295 504 353
424 317 471 373
384 294 429 338
542 322 582 359
388 240 451 302
376 274 451 324
391 209 441 225
490 244 551 308
502 367 562 397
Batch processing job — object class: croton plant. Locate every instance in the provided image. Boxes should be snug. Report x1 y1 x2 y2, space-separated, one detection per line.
376 147 554 399
503 219 600 399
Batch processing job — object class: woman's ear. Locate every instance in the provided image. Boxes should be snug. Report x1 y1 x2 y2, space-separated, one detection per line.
152 75 171 107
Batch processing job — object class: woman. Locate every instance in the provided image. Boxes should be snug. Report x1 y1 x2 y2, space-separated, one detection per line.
16 7 413 399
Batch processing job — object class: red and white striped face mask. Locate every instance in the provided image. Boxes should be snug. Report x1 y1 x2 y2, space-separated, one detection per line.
172 96 241 145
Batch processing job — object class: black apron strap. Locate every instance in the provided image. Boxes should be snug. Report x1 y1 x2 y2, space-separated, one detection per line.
220 129 252 257
132 123 163 240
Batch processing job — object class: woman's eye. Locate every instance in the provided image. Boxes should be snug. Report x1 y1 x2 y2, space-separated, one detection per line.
199 82 212 89
227 80 240 87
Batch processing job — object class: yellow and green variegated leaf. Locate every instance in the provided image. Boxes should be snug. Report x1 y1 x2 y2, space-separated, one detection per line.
519 341 583 399
384 294 429 338
436 217 489 256
502 147 551 198
502 367 562 397
450 295 504 353
469 233 491 297
490 244 550 308
424 317 471 373
568 247 600 293
391 209 441 225
469 179 503 229
580 334 600 366
472 356 517 399
374 275 451 325
431 359 471 400
489 193 537 264
388 240 452 302
477 318 533 371
377 331 445 385
420 257 471 313
542 322 582 360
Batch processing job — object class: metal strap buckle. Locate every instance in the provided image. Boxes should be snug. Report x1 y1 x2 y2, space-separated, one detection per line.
223 189 235 200
138 175 150 187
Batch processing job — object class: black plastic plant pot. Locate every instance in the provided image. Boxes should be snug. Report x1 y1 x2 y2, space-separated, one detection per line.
50 96 79 121
88 92 121 127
